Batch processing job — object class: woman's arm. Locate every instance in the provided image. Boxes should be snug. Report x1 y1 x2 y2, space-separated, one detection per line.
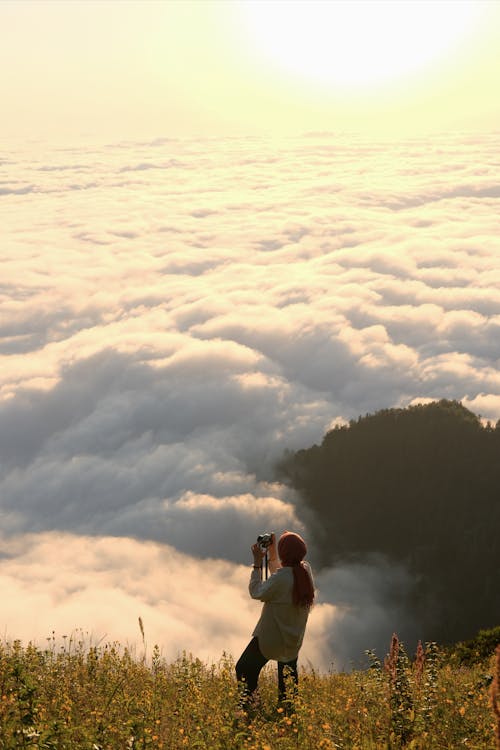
248 540 282 601
249 567 282 601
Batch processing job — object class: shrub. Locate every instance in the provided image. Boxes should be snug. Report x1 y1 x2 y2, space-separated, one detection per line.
452 626 500 665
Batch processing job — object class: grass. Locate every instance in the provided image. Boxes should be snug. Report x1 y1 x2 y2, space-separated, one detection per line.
0 631 498 749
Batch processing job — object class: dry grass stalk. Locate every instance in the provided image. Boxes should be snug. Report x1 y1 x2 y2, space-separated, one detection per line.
415 639 425 685
384 632 399 683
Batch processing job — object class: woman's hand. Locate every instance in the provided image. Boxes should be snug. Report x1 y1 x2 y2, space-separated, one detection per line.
267 532 277 561
267 533 281 573
251 543 265 566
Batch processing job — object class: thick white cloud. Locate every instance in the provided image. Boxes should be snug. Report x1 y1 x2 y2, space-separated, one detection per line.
1 132 499 667
0 532 259 661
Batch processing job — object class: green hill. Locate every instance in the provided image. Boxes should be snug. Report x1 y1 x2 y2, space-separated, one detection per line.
277 399 500 644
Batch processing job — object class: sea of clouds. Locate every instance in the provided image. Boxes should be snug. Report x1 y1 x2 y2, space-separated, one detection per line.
1 132 499 669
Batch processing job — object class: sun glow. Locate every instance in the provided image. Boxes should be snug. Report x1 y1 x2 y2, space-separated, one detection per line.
238 0 486 91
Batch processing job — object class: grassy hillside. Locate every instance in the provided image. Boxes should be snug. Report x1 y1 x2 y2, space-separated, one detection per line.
1 632 499 749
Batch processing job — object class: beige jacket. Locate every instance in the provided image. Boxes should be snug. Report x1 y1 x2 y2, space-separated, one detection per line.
249 562 313 662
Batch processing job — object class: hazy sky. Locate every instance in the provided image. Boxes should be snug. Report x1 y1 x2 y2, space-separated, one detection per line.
2 0 500 140
1 0 499 669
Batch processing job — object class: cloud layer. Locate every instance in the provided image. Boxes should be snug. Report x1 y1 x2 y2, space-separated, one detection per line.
1 132 499 667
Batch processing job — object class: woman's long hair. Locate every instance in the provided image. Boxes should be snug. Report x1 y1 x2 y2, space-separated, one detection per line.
278 531 315 609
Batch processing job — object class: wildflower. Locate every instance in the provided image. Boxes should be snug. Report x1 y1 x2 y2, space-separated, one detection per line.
384 633 399 683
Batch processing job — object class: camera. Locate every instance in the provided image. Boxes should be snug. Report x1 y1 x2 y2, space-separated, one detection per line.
257 532 274 549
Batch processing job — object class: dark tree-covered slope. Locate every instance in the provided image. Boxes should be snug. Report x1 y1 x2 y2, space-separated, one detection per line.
278 400 500 644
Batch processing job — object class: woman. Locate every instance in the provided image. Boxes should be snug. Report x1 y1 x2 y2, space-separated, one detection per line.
236 530 315 708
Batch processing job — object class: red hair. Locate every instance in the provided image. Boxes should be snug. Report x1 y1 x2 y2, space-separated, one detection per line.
278 531 315 608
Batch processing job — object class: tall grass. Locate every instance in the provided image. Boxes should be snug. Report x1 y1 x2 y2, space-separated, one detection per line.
0 631 497 749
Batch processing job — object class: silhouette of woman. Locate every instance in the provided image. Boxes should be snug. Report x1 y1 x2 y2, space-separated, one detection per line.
236 530 315 710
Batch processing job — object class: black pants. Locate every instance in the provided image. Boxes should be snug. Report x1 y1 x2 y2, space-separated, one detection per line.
235 637 298 703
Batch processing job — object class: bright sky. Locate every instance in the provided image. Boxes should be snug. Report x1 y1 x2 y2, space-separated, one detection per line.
0 0 500 138
2 0 500 668
1 0 500 140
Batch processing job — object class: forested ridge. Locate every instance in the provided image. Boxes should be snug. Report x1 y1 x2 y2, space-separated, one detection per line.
277 399 500 645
